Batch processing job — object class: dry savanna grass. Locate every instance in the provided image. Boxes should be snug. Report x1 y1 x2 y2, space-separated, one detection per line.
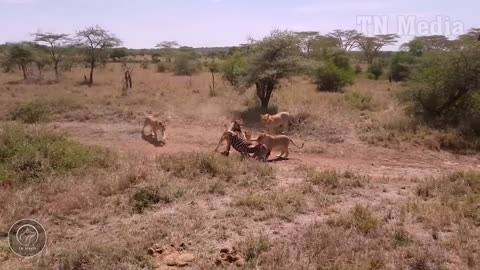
0 64 479 269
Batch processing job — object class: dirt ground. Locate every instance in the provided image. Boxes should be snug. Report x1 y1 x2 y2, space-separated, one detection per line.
1 68 479 269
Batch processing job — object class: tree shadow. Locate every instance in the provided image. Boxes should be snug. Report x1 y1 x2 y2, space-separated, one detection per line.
230 105 278 129
267 157 302 163
141 133 166 147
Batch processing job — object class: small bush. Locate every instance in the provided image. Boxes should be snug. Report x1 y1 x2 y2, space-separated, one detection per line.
156 63 167 73
174 51 198 76
132 189 161 213
11 101 49 123
0 124 115 184
367 61 383 80
315 63 354 92
389 52 416 82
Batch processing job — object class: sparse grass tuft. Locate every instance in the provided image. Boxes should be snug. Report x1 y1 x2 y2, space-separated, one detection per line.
392 227 413 248
304 168 368 190
345 91 374 111
0 123 115 184
412 172 480 228
235 190 305 221
240 235 271 267
157 152 274 184
328 205 380 235
306 169 339 187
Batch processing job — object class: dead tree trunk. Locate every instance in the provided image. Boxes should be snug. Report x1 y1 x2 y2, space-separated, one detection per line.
122 67 134 96
209 71 217 96
20 63 28 80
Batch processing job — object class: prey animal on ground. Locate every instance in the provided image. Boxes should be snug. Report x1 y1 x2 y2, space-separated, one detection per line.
215 130 270 162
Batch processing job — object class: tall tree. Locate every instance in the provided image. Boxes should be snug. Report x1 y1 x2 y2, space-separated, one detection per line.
401 35 451 56
328 29 360 51
32 32 71 79
242 30 301 110
155 41 179 62
356 34 399 64
75 26 122 86
457 28 480 48
294 31 319 55
5 43 34 79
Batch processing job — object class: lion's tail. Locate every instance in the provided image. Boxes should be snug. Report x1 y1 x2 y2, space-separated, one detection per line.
290 139 304 149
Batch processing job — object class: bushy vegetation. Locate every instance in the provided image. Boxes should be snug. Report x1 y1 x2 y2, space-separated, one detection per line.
0 124 115 183
10 101 50 123
315 62 354 92
221 52 246 88
389 52 416 82
173 49 199 76
367 60 383 80
407 45 480 135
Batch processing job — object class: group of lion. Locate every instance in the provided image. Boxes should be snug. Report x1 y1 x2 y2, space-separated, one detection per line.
142 111 303 162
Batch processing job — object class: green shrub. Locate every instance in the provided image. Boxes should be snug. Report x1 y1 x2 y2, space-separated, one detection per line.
0 124 115 183
11 101 50 123
221 52 246 88
367 61 383 80
173 51 198 76
315 63 354 92
389 52 416 82
407 47 480 135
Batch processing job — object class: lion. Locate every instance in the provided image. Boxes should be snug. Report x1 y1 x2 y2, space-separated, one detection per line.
253 133 304 159
142 115 166 142
260 112 297 134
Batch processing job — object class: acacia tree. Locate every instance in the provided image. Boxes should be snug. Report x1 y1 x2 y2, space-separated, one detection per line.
356 34 399 64
76 26 122 86
32 32 71 79
457 28 480 47
401 35 452 56
5 43 34 79
155 41 179 62
242 30 301 110
294 31 319 55
327 29 360 51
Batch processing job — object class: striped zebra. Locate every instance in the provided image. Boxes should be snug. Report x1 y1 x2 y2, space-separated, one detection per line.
215 130 270 162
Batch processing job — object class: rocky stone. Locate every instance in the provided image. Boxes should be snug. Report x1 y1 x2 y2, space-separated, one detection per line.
164 252 195 267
